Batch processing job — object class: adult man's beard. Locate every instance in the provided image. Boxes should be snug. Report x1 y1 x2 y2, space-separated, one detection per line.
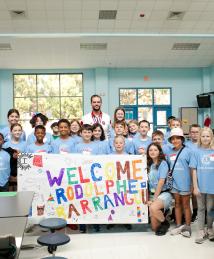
93 106 101 112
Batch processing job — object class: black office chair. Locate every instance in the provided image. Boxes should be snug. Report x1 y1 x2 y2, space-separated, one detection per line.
37 218 70 259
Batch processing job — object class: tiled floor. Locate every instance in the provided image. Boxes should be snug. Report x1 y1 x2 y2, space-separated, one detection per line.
19 223 214 259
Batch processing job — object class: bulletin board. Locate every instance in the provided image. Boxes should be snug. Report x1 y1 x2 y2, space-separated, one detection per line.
180 107 198 135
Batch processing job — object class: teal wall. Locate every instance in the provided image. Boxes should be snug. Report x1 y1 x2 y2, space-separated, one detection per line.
0 67 212 126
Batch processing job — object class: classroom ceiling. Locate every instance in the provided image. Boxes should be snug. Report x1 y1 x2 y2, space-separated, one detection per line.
0 0 214 68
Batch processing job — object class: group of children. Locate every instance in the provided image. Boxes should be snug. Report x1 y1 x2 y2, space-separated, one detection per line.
0 108 214 243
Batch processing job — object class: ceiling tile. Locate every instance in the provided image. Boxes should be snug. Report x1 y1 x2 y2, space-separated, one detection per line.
63 0 82 10
189 1 208 11
0 10 11 20
82 0 100 11
47 10 63 20
153 1 173 11
170 1 192 11
64 20 81 28
100 0 118 10
199 12 214 21
0 0 8 10
98 20 115 29
81 19 98 28
64 11 81 20
183 11 202 21
81 10 99 20
136 0 156 11
114 20 131 29
6 0 27 10
149 10 169 20
205 2 214 11
28 10 46 20
26 0 45 10
116 10 134 20
45 0 63 10
118 0 137 10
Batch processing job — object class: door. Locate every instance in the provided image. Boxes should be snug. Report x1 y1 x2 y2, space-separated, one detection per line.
153 106 171 134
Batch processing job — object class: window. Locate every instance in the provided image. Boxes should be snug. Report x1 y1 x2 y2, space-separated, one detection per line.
119 88 171 134
14 74 83 125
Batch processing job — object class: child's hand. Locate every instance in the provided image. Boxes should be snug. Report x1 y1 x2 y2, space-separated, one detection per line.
13 150 19 159
193 187 201 197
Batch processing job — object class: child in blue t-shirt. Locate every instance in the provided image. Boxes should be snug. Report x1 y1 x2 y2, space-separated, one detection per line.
164 117 181 145
107 135 132 231
109 121 134 154
92 123 110 154
152 130 171 156
0 108 26 143
75 124 100 155
185 124 200 151
3 123 26 152
0 133 11 192
27 113 52 145
70 119 82 144
167 128 192 238
147 143 172 235
113 135 127 155
50 122 60 140
185 124 201 222
190 127 214 244
52 119 75 154
127 120 140 140
132 120 151 155
26 125 52 153
3 123 26 190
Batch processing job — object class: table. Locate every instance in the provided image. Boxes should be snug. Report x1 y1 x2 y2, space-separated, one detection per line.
0 191 34 218
0 191 34 258
0 217 28 258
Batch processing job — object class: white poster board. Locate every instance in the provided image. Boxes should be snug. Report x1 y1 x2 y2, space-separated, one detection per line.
18 154 148 224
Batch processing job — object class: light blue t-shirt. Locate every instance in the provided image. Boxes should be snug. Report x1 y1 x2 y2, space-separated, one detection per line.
27 131 53 145
52 137 76 154
162 144 171 156
132 136 151 155
0 149 11 186
164 130 171 144
71 135 82 145
26 143 52 153
3 140 26 153
93 140 111 154
189 147 214 194
109 137 134 154
185 140 199 151
0 126 26 143
74 142 101 155
166 146 192 192
149 160 169 192
127 131 140 140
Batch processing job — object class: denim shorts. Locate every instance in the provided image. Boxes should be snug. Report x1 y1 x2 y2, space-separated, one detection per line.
171 188 191 196
157 192 173 211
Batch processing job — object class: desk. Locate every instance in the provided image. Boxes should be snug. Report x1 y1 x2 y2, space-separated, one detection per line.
0 191 34 258
0 191 34 218
0 217 28 258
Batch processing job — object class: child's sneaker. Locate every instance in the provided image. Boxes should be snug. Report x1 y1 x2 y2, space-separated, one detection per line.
207 228 214 241
170 225 184 235
181 225 191 238
195 230 207 244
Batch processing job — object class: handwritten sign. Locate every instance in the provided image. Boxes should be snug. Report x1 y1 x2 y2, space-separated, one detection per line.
18 154 148 223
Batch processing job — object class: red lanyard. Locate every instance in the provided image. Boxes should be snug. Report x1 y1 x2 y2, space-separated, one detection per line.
91 112 102 124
